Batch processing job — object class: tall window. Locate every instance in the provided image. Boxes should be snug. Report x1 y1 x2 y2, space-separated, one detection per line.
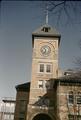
40 64 44 72
68 91 74 104
38 80 43 88
46 65 51 73
77 92 81 104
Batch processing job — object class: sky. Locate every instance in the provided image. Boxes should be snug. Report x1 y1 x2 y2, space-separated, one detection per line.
0 1 81 98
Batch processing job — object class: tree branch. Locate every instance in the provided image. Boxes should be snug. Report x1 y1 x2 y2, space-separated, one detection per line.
49 1 66 12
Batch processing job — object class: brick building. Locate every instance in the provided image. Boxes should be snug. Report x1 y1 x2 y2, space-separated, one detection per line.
14 23 81 120
14 83 30 120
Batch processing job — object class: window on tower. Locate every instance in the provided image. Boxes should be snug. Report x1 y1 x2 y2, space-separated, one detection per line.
42 27 50 32
38 80 52 90
45 80 50 89
40 64 44 72
38 80 43 88
46 65 51 73
38 63 52 73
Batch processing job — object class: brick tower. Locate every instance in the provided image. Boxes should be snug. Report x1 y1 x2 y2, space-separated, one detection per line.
26 24 61 120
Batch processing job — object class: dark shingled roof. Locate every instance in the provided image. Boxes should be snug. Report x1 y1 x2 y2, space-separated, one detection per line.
32 24 61 37
54 73 81 85
15 82 30 92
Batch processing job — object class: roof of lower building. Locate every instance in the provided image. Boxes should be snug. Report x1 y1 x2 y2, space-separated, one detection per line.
15 82 30 92
32 24 61 37
54 72 81 85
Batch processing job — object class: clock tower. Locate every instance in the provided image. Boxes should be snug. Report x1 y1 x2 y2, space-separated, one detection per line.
26 24 61 120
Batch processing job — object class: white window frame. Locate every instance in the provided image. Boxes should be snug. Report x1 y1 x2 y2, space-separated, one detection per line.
39 64 44 72
38 63 52 74
38 80 51 89
38 80 43 88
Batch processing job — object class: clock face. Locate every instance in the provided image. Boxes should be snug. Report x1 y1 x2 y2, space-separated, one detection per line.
40 45 51 56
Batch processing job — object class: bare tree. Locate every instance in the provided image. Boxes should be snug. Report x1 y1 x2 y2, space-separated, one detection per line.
40 1 81 26
73 40 81 70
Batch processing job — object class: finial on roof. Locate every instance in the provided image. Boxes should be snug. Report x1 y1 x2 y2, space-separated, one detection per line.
46 5 48 25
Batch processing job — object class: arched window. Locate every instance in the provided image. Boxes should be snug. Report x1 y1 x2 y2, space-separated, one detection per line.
68 91 74 104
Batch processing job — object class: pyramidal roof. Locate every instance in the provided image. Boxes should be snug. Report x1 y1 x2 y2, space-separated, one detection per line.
32 24 61 37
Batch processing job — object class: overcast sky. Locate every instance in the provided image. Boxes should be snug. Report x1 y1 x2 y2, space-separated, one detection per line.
0 1 81 98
